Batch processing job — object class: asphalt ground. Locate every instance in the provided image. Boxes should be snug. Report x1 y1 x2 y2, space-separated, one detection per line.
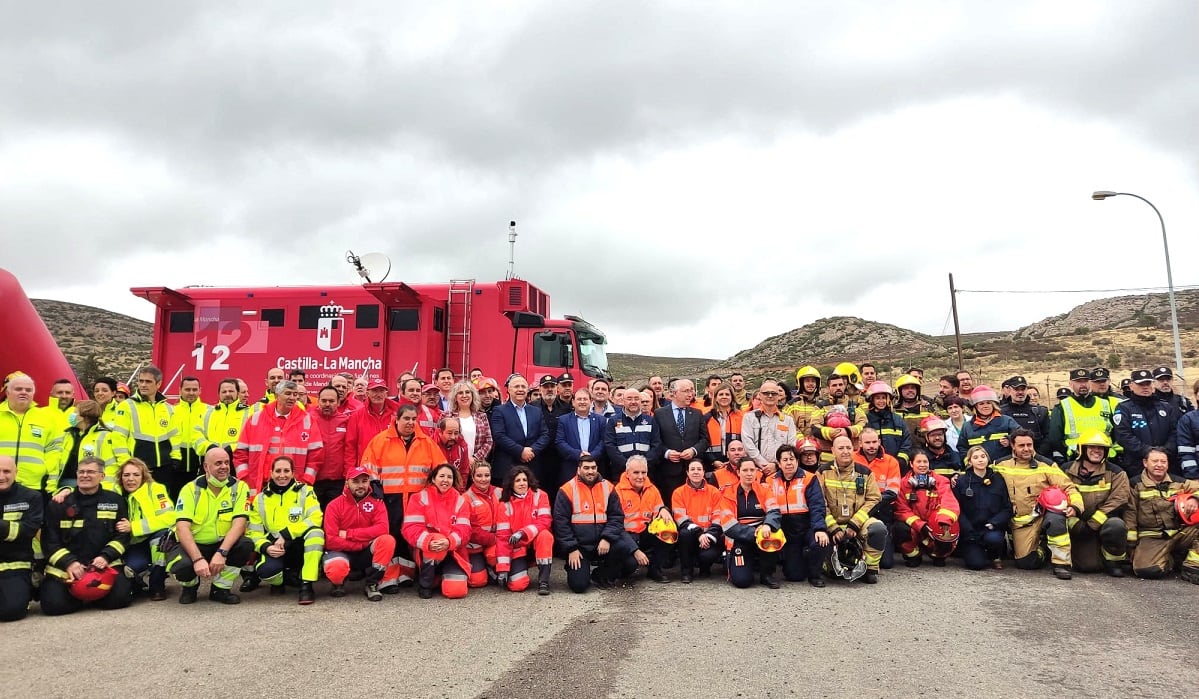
3 560 1199 699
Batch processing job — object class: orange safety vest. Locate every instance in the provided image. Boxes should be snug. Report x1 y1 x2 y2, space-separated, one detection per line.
719 481 778 528
360 426 448 504
704 411 744 460
565 477 613 527
615 472 666 534
767 470 814 515
671 481 724 528
855 450 902 495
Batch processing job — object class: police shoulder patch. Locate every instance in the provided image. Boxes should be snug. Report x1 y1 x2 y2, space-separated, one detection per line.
1112 413 1122 426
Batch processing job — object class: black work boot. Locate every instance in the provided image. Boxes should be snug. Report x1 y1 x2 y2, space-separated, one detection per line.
1052 566 1072 580
537 564 551 596
1104 562 1125 578
209 586 242 604
298 582 315 605
418 562 437 599
239 572 260 593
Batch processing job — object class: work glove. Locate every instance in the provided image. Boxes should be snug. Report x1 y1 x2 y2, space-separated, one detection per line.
880 490 897 506
508 533 523 547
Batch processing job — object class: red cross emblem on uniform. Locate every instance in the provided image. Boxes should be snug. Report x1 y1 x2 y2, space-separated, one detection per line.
363 502 375 513
301 432 309 441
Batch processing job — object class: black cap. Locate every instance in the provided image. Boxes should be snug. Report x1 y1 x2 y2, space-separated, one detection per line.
538 374 557 387
1130 369 1154 384
1089 367 1110 381
1068 369 1090 381
1009 375 1028 388
1056 387 1072 400
1119 378 1131 389
1153 366 1173 379
555 372 574 384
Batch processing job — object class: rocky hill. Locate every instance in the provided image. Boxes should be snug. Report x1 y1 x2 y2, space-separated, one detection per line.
31 299 152 384
1016 289 1199 339
721 316 946 369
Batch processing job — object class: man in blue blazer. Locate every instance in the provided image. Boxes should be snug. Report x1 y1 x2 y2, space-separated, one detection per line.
556 388 608 487
489 375 550 485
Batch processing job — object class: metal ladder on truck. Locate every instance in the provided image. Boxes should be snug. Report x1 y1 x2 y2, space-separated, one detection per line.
446 279 475 378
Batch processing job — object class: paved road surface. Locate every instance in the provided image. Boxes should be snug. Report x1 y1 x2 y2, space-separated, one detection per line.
3 564 1198 698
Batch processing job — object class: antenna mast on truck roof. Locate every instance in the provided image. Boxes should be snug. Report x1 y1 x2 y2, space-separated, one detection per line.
506 221 517 280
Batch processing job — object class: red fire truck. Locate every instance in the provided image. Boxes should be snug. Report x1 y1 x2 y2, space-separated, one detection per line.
130 277 612 395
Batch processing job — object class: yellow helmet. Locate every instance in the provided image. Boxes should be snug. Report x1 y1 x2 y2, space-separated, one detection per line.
832 362 861 386
895 374 922 391
648 517 679 544
795 365 821 386
1077 430 1112 449
756 527 787 553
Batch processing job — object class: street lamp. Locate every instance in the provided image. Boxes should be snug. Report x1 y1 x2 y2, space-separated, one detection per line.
1092 190 1184 379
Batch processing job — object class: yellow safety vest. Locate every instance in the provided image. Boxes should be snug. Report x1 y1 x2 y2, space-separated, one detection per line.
1060 397 1119 459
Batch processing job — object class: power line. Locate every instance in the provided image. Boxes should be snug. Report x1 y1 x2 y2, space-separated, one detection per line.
958 284 1199 295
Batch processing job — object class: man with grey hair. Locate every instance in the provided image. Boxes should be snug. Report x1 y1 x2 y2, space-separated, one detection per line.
653 379 707 499
233 380 324 494
742 380 797 478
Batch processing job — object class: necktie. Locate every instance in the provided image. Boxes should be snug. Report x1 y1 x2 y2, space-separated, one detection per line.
676 408 685 436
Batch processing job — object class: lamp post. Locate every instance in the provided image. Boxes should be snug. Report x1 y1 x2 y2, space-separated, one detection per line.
1092 190 1184 379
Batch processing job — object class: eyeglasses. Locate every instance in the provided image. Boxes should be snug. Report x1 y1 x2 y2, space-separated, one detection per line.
760 391 781 397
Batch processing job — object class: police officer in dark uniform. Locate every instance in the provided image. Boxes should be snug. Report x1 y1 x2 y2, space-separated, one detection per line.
40 456 132 615
0 454 44 622
1000 375 1050 449
1153 366 1195 414
1112 369 1182 480
1089 367 1124 404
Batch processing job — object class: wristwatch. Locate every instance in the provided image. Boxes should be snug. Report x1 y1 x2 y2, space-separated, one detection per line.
216 548 229 557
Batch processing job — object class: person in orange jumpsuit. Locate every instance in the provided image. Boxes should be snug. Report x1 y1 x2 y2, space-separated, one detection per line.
463 460 501 588
672 460 724 582
401 463 471 599
495 465 554 595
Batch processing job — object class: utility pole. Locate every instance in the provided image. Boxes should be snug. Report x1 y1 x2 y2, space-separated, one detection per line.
949 273 964 371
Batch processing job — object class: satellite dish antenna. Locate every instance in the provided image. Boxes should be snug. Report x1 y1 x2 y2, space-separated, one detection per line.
346 250 392 283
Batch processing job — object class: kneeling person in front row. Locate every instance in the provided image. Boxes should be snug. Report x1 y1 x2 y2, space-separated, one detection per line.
552 455 636 593
1126 449 1199 583
322 466 395 601
818 436 886 584
248 456 325 605
672 460 725 583
768 443 830 587
0 455 44 622
40 457 132 615
615 455 674 583
165 446 254 604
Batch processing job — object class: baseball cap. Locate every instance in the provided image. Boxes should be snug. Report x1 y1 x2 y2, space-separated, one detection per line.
1089 367 1110 381
1119 378 1131 389
1068 369 1090 382
1009 375 1028 388
1130 369 1154 384
539 375 558 387
346 466 372 480
555 372 574 383
422 383 440 394
1153 366 1174 379
366 378 388 390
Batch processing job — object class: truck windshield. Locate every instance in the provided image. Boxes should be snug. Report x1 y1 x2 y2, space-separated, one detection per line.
575 327 610 379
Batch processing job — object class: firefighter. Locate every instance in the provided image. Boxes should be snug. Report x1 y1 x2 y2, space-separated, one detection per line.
196 379 249 457
854 428 900 569
811 373 867 461
863 381 913 473
893 450 960 567
953 446 1012 570
40 456 131 615
992 429 1082 579
0 454 43 622
551 455 635 593
784 366 823 434
115 458 174 600
614 455 673 583
494 464 555 595
768 443 830 586
1064 431 1130 576
893 374 935 451
360 403 447 589
1046 368 1118 465
671 459 724 583
164 446 255 605
1113 369 1180 479
247 456 324 605
957 385 1019 463
322 466 395 601
234 380 324 492
54 400 124 493
1125 448 1199 582
922 416 964 478
718 457 783 589
0 372 62 494
403 464 473 600
818 435 886 583
171 376 209 495
111 367 179 496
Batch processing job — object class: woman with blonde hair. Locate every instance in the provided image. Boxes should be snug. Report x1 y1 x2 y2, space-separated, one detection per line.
448 381 493 463
114 458 175 600
952 446 1012 570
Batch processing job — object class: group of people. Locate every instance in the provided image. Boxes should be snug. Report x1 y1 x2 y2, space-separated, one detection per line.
3 358 1199 622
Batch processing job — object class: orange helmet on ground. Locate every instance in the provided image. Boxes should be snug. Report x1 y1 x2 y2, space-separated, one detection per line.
1175 493 1199 527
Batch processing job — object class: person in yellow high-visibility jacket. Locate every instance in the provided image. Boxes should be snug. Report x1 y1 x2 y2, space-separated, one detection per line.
247 455 324 605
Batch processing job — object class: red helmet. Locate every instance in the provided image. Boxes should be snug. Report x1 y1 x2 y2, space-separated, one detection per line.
824 407 852 429
796 438 821 453
920 415 948 433
1036 486 1070 515
1175 492 1199 527
69 566 120 602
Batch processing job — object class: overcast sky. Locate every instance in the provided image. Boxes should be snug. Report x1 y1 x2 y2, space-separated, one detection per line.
4 1 1198 359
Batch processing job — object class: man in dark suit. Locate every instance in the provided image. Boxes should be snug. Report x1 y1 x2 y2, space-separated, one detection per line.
488 375 550 487
556 388 607 487
652 378 709 500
